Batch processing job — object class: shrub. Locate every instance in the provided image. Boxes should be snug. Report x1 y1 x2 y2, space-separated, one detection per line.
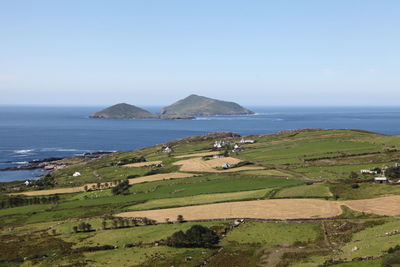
166 225 220 248
386 166 400 179
111 180 130 195
351 184 360 189
381 250 400 267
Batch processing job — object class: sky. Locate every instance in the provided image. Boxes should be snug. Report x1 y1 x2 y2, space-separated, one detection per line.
0 0 399 106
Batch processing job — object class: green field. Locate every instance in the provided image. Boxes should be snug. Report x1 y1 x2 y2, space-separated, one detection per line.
274 183 333 198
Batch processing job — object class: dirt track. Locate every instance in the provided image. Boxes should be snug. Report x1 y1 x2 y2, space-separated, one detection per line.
117 196 400 221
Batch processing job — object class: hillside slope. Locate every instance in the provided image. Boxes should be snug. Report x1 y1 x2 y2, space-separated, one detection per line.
159 94 254 116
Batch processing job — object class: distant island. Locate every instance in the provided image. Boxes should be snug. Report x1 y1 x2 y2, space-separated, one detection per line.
89 95 254 119
159 94 254 116
89 103 157 119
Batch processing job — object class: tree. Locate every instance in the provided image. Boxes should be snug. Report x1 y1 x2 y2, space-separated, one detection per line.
111 180 130 195
349 171 359 179
73 226 78 233
166 225 219 248
102 220 107 230
386 166 400 179
177 215 185 223
83 185 88 191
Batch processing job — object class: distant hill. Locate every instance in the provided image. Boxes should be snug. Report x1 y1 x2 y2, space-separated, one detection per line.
89 103 157 119
159 94 254 116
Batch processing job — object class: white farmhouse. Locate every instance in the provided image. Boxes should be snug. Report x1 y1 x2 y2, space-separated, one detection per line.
240 138 255 144
374 177 387 184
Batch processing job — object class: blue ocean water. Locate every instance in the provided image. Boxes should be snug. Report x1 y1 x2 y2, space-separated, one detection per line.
1 106 400 182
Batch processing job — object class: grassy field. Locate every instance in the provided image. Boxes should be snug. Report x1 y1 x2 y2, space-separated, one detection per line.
222 221 322 246
274 183 333 198
339 219 400 260
2 129 400 266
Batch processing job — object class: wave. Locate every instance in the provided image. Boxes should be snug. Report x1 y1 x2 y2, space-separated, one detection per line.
14 149 34 154
39 148 82 152
14 161 29 165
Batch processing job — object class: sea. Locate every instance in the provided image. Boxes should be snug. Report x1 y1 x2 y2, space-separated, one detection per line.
1 106 400 182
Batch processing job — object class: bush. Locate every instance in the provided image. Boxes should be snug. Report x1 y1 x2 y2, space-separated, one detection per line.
111 180 130 195
351 184 360 189
166 225 219 248
381 250 400 267
386 166 400 179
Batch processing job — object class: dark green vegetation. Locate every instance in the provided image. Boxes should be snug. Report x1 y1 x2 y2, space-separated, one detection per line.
1 129 400 266
158 94 254 116
89 103 157 119
166 225 220 248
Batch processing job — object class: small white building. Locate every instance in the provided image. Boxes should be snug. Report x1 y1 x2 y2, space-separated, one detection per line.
240 138 255 144
374 177 387 184
221 163 231 169
214 140 228 148
24 180 30 186
163 147 172 154
72 171 81 177
360 169 377 175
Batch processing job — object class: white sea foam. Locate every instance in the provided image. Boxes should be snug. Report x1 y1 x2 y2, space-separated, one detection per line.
14 149 34 154
40 148 81 152
14 161 29 165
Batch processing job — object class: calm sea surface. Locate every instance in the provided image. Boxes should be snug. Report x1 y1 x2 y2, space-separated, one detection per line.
1 106 400 182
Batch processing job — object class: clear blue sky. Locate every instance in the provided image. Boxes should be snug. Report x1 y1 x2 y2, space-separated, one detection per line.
1 0 399 106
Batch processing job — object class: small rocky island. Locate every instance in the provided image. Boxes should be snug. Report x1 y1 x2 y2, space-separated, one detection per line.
90 95 254 119
89 103 157 119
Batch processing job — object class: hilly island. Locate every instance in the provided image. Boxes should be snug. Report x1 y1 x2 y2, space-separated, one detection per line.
90 95 254 119
89 103 157 119
159 94 254 116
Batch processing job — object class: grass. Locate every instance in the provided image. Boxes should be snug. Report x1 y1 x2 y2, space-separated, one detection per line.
339 219 400 260
239 169 294 177
128 188 271 210
61 221 229 248
222 221 322 247
239 139 382 165
83 246 211 267
331 183 400 200
294 162 396 180
274 183 333 198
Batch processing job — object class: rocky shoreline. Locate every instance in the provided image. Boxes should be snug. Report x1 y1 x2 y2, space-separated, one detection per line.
0 151 112 173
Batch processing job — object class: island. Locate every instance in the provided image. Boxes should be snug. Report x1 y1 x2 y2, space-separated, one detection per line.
89 103 157 119
158 94 254 116
89 95 254 119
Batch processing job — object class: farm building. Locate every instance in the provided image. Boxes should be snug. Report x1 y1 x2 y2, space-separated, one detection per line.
240 138 255 144
163 146 172 153
360 169 378 174
72 172 81 177
221 163 231 169
374 177 388 184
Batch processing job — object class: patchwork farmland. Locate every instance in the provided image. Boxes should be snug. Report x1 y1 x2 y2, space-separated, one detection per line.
2 129 400 266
